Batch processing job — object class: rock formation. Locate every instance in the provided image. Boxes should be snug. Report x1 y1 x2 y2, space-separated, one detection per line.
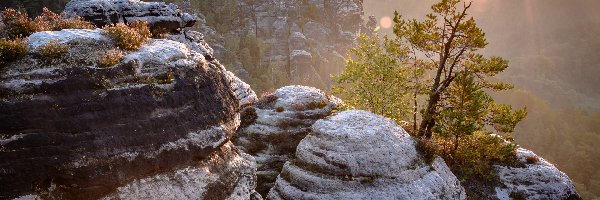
0 0 584 199
268 110 467 199
63 0 197 31
0 2 257 199
191 0 366 90
493 148 581 200
233 85 340 196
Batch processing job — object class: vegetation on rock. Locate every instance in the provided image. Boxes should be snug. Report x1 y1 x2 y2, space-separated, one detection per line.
102 21 151 50
0 38 27 64
334 0 527 181
0 7 93 39
98 49 124 67
39 39 69 59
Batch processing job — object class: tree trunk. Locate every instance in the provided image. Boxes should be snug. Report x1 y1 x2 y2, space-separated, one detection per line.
418 92 440 138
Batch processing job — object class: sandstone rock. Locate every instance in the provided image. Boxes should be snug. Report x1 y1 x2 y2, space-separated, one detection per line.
0 11 257 200
63 0 197 32
268 110 466 200
234 85 340 196
27 28 111 51
190 0 365 90
102 142 257 200
493 148 581 200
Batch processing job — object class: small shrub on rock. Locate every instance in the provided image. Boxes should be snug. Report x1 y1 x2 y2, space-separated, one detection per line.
0 38 28 64
1 8 41 39
1 8 94 39
98 49 124 67
39 40 69 59
437 132 520 180
36 8 94 31
102 21 151 50
525 155 539 164
255 91 278 109
275 106 284 112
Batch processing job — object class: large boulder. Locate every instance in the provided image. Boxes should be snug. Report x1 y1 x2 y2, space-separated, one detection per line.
63 0 197 32
268 110 466 200
0 17 257 200
493 148 581 200
233 85 340 196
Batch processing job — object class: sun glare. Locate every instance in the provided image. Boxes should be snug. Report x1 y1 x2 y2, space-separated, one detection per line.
380 16 392 29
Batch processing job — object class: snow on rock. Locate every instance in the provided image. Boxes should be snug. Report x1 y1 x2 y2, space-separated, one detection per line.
494 148 581 200
122 39 201 74
225 71 258 106
273 85 330 111
102 142 258 200
234 85 340 196
27 28 110 51
267 110 466 200
64 0 196 31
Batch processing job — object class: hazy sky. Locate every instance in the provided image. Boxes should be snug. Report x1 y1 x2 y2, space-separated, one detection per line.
364 0 600 108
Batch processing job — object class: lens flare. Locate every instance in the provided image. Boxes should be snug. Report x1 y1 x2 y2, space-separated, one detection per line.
380 16 392 29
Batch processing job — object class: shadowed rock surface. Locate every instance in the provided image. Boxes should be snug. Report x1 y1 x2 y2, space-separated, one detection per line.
63 0 197 31
267 110 466 200
0 2 256 197
233 85 340 196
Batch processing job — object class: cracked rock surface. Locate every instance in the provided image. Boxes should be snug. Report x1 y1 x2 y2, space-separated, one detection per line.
267 110 466 200
233 85 340 196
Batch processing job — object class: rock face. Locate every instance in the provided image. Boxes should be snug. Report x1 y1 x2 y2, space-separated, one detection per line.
63 0 197 31
193 0 366 90
233 85 340 196
268 110 466 200
493 148 581 200
0 2 257 199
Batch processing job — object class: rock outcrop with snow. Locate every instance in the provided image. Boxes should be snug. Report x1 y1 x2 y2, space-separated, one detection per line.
267 110 467 200
233 85 340 196
0 1 257 199
64 0 196 31
493 148 581 200
27 28 111 51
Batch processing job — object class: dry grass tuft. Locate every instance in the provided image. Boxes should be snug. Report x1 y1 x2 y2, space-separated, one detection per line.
98 49 124 67
102 21 151 50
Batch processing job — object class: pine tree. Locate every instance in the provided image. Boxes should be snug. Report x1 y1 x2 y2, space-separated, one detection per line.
333 34 419 123
392 0 525 138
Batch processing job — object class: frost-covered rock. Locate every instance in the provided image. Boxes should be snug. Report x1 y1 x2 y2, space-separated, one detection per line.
103 142 258 200
268 110 466 200
226 71 258 106
27 28 110 51
0 2 257 198
64 0 196 31
233 85 340 196
493 148 581 200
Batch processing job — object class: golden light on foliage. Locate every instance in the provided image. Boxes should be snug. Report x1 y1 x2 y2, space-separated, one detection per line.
380 16 392 29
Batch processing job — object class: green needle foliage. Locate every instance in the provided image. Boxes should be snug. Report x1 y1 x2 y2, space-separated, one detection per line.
333 34 421 124
334 0 527 180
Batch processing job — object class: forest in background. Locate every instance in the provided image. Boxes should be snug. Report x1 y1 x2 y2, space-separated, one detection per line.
364 0 600 198
1 0 598 199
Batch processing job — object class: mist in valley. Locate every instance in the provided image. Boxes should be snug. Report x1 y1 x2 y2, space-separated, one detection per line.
365 1 600 198
1 0 599 198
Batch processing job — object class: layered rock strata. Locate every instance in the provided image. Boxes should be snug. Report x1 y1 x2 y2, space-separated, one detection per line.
233 85 340 196
0 4 255 198
193 0 366 89
63 0 197 31
268 110 467 200
493 148 581 200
